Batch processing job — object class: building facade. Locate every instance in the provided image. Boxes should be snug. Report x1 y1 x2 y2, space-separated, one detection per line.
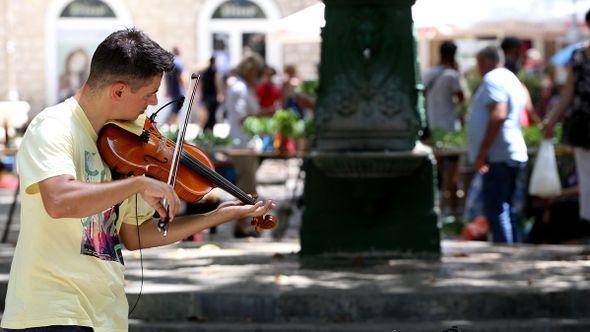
0 0 319 115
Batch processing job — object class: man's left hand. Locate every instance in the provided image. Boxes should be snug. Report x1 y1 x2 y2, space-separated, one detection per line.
214 199 275 221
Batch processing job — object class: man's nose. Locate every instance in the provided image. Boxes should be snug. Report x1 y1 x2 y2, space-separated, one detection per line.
149 94 158 106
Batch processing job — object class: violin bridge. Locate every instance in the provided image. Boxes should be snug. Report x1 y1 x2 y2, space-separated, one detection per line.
157 136 167 154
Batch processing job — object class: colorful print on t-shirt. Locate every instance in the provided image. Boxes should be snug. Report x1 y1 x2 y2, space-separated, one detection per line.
79 150 124 264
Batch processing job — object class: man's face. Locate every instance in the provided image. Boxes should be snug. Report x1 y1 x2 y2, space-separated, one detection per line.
117 74 161 120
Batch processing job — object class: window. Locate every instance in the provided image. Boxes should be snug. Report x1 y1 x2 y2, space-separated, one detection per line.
60 0 115 18
212 0 266 19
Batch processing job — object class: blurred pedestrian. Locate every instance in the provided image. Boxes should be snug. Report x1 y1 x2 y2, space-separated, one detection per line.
58 48 90 102
543 9 590 229
501 37 538 127
200 56 224 131
524 48 545 75
537 67 559 119
468 46 528 244
501 37 523 75
281 64 303 117
225 54 274 237
422 40 465 215
165 46 186 125
423 40 465 132
256 65 281 112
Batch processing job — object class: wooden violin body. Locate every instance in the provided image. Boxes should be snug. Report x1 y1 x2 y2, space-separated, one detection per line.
97 117 277 231
98 120 215 202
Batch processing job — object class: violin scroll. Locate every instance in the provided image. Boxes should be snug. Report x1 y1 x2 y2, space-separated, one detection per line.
251 215 278 234
247 194 277 233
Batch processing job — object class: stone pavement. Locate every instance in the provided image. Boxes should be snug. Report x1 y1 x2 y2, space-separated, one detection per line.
0 235 589 331
0 161 589 331
119 238 590 331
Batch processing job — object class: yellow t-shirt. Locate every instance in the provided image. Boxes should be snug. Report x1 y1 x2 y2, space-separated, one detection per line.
1 97 154 331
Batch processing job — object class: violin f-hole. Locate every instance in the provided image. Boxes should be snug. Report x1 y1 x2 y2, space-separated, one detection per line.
144 154 168 165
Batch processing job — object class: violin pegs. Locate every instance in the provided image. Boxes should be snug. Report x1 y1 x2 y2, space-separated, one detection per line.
263 215 278 229
250 214 277 231
251 216 263 226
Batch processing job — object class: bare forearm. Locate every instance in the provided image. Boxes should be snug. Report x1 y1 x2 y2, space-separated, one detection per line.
121 199 274 250
125 211 229 249
477 118 503 161
43 177 143 218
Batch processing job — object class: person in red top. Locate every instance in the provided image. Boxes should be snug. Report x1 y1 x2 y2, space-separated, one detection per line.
255 65 281 112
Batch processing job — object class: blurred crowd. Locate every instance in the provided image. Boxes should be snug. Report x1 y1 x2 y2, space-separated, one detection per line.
159 9 590 244
163 49 314 134
162 50 314 238
421 9 590 245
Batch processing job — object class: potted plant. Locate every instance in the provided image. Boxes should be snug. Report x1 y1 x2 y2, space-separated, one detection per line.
270 109 299 154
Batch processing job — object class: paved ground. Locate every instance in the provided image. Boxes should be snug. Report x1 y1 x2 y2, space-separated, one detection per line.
121 236 590 331
0 161 589 331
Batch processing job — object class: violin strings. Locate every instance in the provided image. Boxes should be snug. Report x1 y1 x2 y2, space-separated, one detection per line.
180 151 252 202
146 130 255 204
179 151 254 204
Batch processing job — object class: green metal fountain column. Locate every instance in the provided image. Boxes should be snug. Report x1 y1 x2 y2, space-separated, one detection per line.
300 0 440 257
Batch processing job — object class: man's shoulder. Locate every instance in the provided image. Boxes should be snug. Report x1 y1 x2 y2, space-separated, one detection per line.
423 66 442 78
26 100 75 135
570 46 589 66
41 99 76 118
425 66 458 84
483 68 518 85
228 78 248 93
442 68 459 78
572 45 587 57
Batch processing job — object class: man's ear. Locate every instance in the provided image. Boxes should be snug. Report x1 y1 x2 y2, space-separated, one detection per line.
110 82 127 100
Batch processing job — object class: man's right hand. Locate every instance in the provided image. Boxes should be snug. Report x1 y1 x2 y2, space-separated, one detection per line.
137 177 181 221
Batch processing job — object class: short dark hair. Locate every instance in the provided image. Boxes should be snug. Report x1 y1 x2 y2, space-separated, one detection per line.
477 45 503 64
500 37 522 52
86 28 174 91
439 41 457 63
586 9 590 26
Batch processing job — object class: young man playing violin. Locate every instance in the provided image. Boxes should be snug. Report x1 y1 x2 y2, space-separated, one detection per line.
1 28 273 332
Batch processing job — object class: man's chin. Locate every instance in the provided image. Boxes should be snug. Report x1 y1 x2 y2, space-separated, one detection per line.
114 115 140 122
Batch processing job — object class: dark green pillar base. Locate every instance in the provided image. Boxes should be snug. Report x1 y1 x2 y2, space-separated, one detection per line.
300 149 440 258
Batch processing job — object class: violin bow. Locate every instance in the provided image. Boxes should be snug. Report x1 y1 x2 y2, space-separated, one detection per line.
157 73 201 236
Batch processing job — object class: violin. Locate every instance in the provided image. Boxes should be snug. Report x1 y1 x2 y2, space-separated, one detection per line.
96 75 277 235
